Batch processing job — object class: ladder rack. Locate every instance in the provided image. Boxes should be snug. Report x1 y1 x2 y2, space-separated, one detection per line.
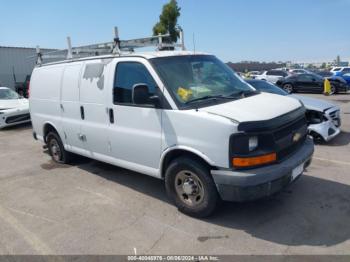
34 26 186 65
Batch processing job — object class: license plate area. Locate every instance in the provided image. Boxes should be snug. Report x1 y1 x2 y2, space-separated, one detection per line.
291 162 304 181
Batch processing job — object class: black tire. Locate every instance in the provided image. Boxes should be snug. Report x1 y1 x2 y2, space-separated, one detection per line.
165 157 219 218
283 83 294 94
46 131 72 164
330 84 337 95
309 131 325 144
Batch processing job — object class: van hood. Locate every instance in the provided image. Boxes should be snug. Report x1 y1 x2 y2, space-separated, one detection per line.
0 98 28 110
200 92 302 123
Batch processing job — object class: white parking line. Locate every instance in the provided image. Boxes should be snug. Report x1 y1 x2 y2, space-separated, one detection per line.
313 157 350 166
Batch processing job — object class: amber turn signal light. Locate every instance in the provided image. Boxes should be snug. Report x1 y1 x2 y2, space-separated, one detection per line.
232 153 277 168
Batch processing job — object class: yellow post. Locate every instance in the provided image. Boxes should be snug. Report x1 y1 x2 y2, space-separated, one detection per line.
324 78 331 96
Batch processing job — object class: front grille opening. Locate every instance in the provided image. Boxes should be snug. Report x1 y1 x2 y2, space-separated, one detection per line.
5 114 30 124
273 117 307 140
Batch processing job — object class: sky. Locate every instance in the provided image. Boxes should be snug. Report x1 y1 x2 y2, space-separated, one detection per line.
0 0 349 63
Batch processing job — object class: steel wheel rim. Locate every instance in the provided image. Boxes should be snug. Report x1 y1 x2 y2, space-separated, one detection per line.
174 170 205 207
284 84 293 93
330 85 335 95
50 139 62 162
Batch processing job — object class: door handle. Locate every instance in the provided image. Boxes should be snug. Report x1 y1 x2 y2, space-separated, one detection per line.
80 106 85 120
109 108 114 124
78 134 86 141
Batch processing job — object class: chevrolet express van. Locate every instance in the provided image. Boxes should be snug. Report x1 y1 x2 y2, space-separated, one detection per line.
30 51 314 217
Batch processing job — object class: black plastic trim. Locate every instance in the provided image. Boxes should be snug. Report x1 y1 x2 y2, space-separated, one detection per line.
238 106 306 132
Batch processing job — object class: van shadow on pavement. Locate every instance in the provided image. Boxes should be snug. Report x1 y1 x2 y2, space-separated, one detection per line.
76 159 350 247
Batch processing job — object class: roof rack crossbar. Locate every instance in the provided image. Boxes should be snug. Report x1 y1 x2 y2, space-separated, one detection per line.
35 26 186 65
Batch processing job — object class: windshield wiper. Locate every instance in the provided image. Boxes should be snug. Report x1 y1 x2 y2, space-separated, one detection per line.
185 90 259 105
185 95 233 105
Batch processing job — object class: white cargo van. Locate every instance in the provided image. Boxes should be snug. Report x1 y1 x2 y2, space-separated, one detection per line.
30 35 313 217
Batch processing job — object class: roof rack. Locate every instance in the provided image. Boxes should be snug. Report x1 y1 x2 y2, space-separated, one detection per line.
34 26 186 65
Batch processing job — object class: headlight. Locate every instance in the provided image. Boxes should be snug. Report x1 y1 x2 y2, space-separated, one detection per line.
248 136 258 151
306 110 325 124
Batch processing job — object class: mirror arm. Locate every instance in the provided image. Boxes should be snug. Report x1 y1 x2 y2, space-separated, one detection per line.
149 95 161 108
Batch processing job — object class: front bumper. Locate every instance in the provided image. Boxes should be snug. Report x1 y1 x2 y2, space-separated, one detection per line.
211 137 314 202
0 108 31 129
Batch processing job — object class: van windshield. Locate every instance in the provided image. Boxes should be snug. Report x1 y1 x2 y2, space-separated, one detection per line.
151 55 256 108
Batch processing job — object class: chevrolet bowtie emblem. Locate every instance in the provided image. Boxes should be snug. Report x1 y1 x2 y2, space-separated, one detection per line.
293 132 302 143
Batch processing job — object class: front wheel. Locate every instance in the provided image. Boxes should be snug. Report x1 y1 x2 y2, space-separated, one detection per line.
283 83 294 94
165 157 219 218
47 132 72 164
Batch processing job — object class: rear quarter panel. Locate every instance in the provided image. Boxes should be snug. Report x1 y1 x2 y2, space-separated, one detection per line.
29 65 65 139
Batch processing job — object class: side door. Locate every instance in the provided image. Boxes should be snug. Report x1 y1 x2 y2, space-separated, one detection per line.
304 74 322 92
106 58 164 177
266 70 279 83
265 70 274 82
60 63 85 153
79 60 110 158
295 74 313 91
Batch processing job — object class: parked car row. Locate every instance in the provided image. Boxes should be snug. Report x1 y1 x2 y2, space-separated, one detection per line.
276 73 349 94
246 68 350 94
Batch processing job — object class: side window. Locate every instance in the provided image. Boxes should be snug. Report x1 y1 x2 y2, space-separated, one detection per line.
266 71 274 75
298 74 312 81
113 62 157 104
342 68 350 73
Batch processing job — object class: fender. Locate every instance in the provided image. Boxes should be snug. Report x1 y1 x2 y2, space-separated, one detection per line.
42 120 61 142
159 145 216 175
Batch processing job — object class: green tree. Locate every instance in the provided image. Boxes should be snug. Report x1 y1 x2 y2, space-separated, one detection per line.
153 0 181 42
321 62 327 69
306 64 314 69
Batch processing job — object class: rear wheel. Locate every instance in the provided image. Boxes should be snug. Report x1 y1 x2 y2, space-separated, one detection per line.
283 83 294 94
329 84 337 95
47 132 72 164
165 157 219 218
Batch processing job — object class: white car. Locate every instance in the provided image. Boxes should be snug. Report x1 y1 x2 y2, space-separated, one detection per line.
247 71 261 79
0 87 30 129
247 80 341 142
30 50 314 217
289 69 310 74
255 70 289 84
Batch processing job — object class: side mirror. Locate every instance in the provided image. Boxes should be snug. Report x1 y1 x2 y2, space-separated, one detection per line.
132 83 160 107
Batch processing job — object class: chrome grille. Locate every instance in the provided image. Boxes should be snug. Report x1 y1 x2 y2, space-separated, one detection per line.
328 109 341 127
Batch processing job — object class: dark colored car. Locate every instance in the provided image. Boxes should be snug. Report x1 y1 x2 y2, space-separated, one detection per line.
15 75 31 98
313 70 333 78
276 73 349 94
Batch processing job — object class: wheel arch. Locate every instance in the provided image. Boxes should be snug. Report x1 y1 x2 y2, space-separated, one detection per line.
43 121 60 143
160 146 216 179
